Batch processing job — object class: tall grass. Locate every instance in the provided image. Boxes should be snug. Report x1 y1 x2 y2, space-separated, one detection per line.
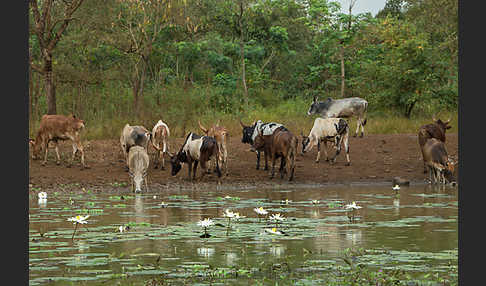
29 84 458 140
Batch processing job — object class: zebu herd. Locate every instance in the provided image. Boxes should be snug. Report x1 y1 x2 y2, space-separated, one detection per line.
29 97 457 192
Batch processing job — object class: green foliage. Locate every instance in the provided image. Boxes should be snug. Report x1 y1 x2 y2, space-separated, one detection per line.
29 0 457 134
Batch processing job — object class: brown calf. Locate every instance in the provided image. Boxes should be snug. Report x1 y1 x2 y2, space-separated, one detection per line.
254 128 298 181
198 120 228 176
29 114 87 168
418 118 451 173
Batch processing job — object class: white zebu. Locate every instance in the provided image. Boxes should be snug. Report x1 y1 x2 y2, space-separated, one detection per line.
151 120 170 170
128 146 150 193
120 124 151 168
307 97 368 137
301 117 351 165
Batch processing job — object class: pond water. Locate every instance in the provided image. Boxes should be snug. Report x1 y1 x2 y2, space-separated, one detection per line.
29 183 458 285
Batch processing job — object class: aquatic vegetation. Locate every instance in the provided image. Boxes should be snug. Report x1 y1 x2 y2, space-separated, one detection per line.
38 192 47 200
198 218 214 238
67 215 89 240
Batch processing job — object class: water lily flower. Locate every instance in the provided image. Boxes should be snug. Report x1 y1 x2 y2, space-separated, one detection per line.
393 185 400 191
197 218 214 228
312 200 319 204
281 199 292 205
269 213 285 222
67 215 90 224
38 192 47 200
253 207 268 216
265 227 283 235
345 202 362 210
160 201 168 208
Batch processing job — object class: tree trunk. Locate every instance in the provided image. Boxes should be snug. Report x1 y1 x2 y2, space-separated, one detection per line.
238 1 248 109
340 45 345 98
45 59 57 115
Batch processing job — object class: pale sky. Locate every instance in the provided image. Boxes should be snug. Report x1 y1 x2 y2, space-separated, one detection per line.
336 0 387 16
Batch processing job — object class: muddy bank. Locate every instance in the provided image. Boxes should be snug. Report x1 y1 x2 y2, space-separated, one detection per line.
28 133 458 193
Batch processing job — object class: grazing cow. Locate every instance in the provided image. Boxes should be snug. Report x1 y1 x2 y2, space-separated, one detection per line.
418 118 451 173
307 96 368 137
151 120 170 170
170 133 221 181
301 118 351 165
253 127 298 181
120 124 150 168
240 120 286 170
421 138 456 184
29 114 88 169
198 120 229 176
128 146 149 193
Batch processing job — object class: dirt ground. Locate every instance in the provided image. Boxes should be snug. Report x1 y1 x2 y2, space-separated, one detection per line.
28 133 458 192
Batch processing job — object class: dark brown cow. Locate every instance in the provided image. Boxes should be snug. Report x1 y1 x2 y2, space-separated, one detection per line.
29 114 88 168
254 128 298 181
418 118 451 173
198 120 228 176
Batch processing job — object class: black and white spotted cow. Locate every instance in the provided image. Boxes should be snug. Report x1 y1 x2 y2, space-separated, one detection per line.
240 120 287 170
301 117 351 165
170 132 221 181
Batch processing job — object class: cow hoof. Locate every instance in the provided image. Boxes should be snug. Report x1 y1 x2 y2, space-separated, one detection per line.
82 165 90 170
160 167 165 171
315 161 320 164
66 164 72 168
360 134 364 138
56 161 61 166
345 162 351 166
353 134 357 137
154 165 158 169
41 162 47 166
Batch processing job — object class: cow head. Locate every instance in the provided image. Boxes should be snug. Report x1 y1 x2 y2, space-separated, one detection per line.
170 151 187 176
29 138 43 160
240 120 255 144
129 169 147 193
307 97 331 116
433 118 451 132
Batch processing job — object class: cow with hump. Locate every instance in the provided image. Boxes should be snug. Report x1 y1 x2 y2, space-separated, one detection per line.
418 118 451 173
307 96 368 138
301 117 351 166
240 120 286 171
150 120 170 170
170 133 221 181
29 114 88 169
128 145 149 193
120 123 150 169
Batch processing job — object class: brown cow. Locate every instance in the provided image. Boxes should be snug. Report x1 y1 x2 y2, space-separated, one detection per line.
198 120 228 176
418 118 451 173
254 128 298 181
29 114 88 169
421 138 456 184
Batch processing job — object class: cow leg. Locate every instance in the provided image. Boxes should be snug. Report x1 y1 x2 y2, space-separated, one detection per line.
360 118 365 137
222 146 228 176
354 118 360 137
343 134 351 166
53 141 61 165
316 141 321 163
270 153 276 179
42 139 49 166
187 161 193 181
144 177 149 192
330 137 341 164
264 150 269 171
279 156 286 179
256 151 260 170
66 142 77 168
153 149 160 169
194 160 201 181
323 141 330 163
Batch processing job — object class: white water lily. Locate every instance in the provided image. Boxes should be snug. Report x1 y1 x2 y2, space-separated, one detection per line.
160 201 168 208
223 209 244 219
312 200 319 204
265 227 283 235
38 192 47 200
197 218 214 228
253 207 268 216
393 185 400 191
269 213 285 222
345 202 362 210
281 199 292 205
67 215 90 224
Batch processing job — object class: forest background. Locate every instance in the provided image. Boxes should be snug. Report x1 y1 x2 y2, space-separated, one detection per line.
28 0 458 139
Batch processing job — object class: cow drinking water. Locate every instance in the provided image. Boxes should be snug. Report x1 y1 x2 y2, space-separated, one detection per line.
170 133 221 181
421 138 456 184
307 96 368 137
418 118 451 173
128 146 149 193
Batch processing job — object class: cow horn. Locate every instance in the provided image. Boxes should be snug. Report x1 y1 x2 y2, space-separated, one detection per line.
239 119 248 128
198 120 208 134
